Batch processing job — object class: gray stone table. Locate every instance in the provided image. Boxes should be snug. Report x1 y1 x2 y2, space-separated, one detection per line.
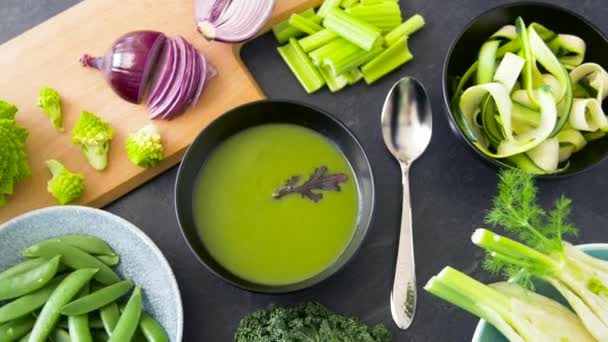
2 0 607 340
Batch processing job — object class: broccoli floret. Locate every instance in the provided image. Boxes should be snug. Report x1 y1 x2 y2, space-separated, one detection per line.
0 114 30 207
37 86 63 131
234 302 392 342
125 124 164 168
46 160 84 205
72 111 114 171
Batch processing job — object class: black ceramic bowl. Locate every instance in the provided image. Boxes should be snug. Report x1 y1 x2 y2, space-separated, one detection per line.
175 100 374 293
443 2 608 177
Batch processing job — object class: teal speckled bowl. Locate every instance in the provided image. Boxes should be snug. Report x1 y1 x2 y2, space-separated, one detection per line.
472 244 608 342
0 206 183 341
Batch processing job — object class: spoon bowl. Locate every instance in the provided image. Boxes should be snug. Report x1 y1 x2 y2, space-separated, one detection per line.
381 77 432 330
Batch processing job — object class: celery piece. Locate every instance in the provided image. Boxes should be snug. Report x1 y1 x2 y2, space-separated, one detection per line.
346 3 402 32
385 14 426 46
361 36 413 84
361 0 398 4
341 0 360 8
323 8 381 51
319 66 349 92
317 0 343 18
343 68 363 85
272 8 316 44
299 29 340 53
288 14 324 35
308 39 358 66
324 44 383 76
277 38 326 93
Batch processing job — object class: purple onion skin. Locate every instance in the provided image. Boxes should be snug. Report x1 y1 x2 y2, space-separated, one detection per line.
81 31 166 104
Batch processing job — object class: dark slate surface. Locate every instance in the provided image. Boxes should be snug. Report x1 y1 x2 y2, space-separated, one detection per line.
2 0 607 341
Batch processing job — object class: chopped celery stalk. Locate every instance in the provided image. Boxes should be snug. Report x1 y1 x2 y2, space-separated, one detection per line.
299 29 339 53
343 68 363 85
308 39 357 66
277 38 325 93
324 8 381 51
272 8 316 44
385 14 425 46
361 36 413 84
361 0 398 4
288 14 324 35
477 40 500 84
346 3 402 32
319 66 349 92
317 0 342 18
324 44 383 76
340 0 360 8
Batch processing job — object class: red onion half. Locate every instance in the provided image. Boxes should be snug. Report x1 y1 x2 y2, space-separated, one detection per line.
81 31 216 120
195 0 276 43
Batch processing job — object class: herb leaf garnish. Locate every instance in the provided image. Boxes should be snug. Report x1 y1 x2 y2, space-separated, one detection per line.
273 166 348 202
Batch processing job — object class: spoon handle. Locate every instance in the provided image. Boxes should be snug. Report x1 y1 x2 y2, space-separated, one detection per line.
390 167 417 330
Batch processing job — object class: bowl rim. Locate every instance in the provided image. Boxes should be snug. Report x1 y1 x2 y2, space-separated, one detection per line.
441 1 608 179
174 98 375 294
0 205 184 342
471 242 608 341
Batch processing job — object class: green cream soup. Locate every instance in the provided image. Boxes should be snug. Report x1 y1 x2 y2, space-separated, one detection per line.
193 124 359 285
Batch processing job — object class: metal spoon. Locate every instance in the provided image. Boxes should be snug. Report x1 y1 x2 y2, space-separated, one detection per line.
381 77 433 330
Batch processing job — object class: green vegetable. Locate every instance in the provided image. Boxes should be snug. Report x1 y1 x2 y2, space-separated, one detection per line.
0 256 60 301
318 66 349 92
96 255 120 267
0 101 31 207
324 43 383 77
0 258 47 281
470 170 608 340
108 287 142 342
316 0 342 18
324 8 381 51
46 160 85 205
68 284 93 342
477 40 500 84
308 38 359 67
0 315 36 342
384 14 425 46
139 312 169 342
424 267 595 342
61 280 134 316
37 87 63 131
341 0 359 8
288 14 323 35
277 38 325 93
272 8 316 44
234 302 391 342
22 239 120 285
126 124 164 168
298 29 339 53
345 3 402 32
29 268 98 342
99 302 120 335
72 111 114 171
50 328 72 342
0 275 66 323
52 235 117 257
361 36 413 84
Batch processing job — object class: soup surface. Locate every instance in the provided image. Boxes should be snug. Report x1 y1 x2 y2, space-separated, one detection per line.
193 124 359 285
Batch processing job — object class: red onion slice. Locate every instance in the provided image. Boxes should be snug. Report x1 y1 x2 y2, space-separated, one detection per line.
195 0 276 43
148 39 178 112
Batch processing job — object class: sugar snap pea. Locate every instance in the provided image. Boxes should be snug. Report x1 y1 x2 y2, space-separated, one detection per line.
50 328 71 342
18 333 30 342
62 280 133 316
0 275 66 323
0 258 46 281
68 284 93 342
52 235 117 257
23 240 119 285
59 317 104 330
0 315 36 341
96 255 120 266
139 312 169 342
108 287 142 342
28 268 98 342
0 256 61 301
99 302 120 335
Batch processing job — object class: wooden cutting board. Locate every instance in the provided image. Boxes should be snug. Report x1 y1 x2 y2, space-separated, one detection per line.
0 0 322 223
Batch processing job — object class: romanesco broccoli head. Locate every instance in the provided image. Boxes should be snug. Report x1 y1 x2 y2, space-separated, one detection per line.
72 111 114 171
0 116 30 207
37 86 63 131
126 124 164 168
0 101 17 120
46 160 84 205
